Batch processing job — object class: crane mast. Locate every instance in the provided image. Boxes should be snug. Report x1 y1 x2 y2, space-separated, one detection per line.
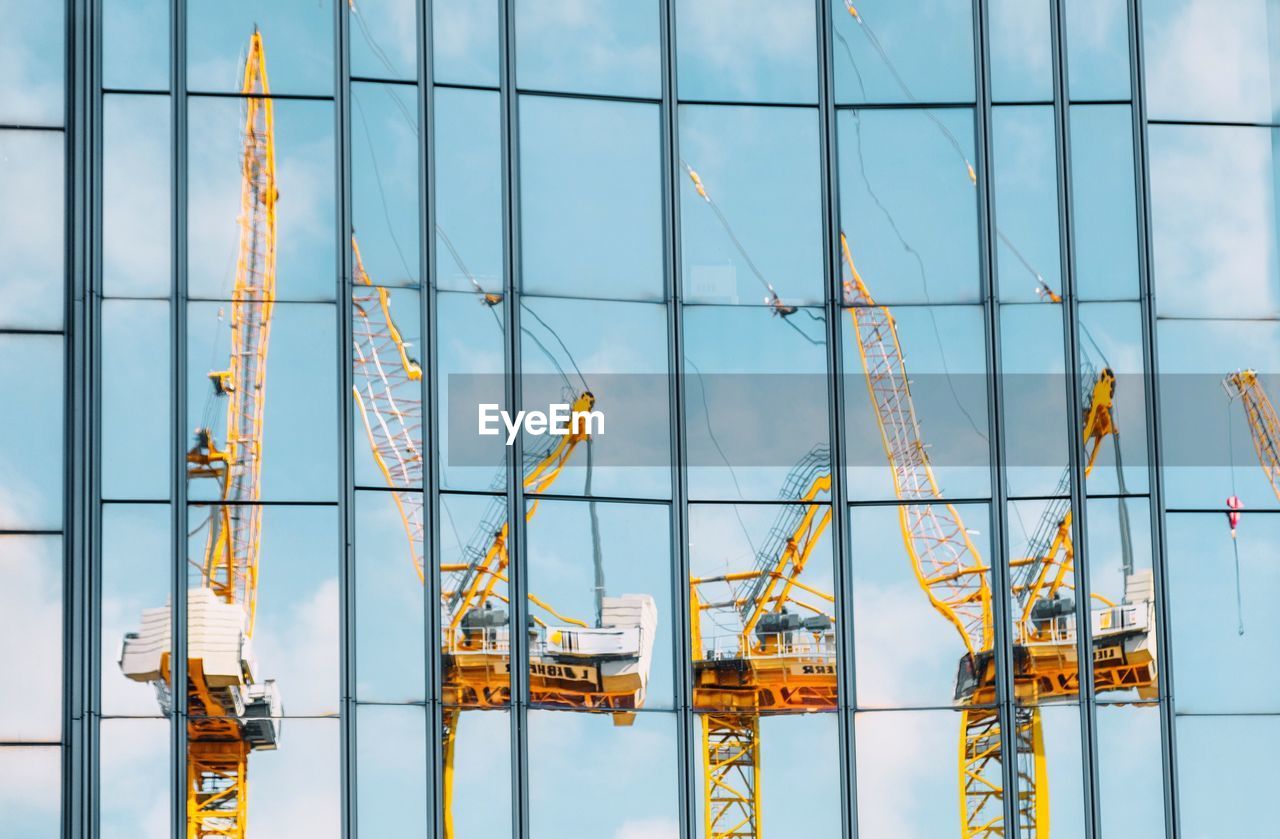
120 29 281 839
1224 369 1280 501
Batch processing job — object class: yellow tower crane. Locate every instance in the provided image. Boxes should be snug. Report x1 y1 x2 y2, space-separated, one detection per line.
120 30 279 839
1224 369 1280 501
350 247 658 838
840 234 1157 838
688 447 838 839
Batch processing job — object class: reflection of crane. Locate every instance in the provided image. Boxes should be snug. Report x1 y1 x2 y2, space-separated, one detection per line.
119 30 280 839
1224 369 1280 501
350 248 657 839
689 447 837 839
840 235 1156 838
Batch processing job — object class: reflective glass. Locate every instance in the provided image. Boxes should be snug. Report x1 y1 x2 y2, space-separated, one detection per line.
520 96 662 301
102 300 170 501
100 719 169 839
188 97 337 302
529 710 679 838
676 0 817 104
242 718 340 836
526 499 673 710
353 286 422 491
679 105 823 307
187 4 334 96
356 490 425 702
1177 715 1280 838
441 493 511 708
352 83 421 287
1000 303 1069 498
0 1 64 126
433 0 500 87
1087 497 1159 701
854 710 964 836
357 705 428 836
1150 124 1279 320
851 503 993 708
1065 0 1132 101
830 0 975 105
517 0 660 98
0 747 60 836
993 106 1062 303
1077 302 1150 495
1028 705 1087 836
0 129 64 330
350 0 418 81
990 0 1052 103
102 504 170 717
103 0 168 91
434 88 503 294
437 290 506 492
1096 705 1165 837
1143 0 1280 123
0 536 61 740
837 108 981 305
1070 106 1139 302
0 335 63 530
447 707 512 836
103 95 171 299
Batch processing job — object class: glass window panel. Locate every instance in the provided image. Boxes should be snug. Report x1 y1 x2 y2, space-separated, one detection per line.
187 5 334 96
352 83 421 287
1142 0 1280 123
517 0 660 98
520 96 662 301
851 503 992 708
679 105 823 307
188 97 336 302
854 709 965 836
693 712 839 838
1031 705 1088 837
357 705 428 836
1077 303 1149 495
100 719 169 839
434 88 503 295
433 0 500 87
837 108 981 305
447 707 512 836
519 297 670 499
0 747 59 836
676 0 816 103
1096 705 1166 837
1150 124 1279 320
103 300 170 500
530 710 678 838
102 504 171 717
0 335 63 530
356 490 425 702
1157 320 1280 510
438 290 507 492
103 95 171 299
683 305 829 501
441 493 511 708
844 305 991 502
1167 513 1280 713
187 301 337 502
0 2 64 126
0 129 64 330
1000 304 1070 497
1070 106 1139 302
1177 715 1280 838
1087 497 1159 701
352 287 423 491
185 505 339 717
526 499 673 710
1065 0 1131 101
245 718 340 836
993 106 1063 303
103 0 168 91
831 0 975 105
0 536 61 740
990 0 1052 103
689 502 837 713
350 0 418 81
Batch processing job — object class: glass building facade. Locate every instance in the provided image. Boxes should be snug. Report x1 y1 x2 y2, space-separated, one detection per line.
2 1 1278 837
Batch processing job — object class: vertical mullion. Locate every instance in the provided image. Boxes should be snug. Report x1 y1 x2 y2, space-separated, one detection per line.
1127 1 1180 835
420 0 445 836
336 1 357 837
657 0 695 836
497 2 529 837
169 0 189 835
814 2 857 838
971 0 1023 833
1048 3 1101 837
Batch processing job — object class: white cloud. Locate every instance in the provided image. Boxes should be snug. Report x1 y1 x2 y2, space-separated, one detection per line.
257 577 340 715
678 0 814 98
0 535 61 740
616 817 680 839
